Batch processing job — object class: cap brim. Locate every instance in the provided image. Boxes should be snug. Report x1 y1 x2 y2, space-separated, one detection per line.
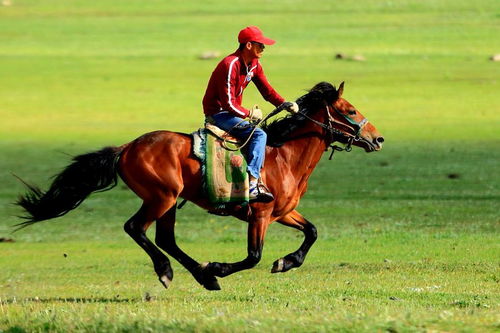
255 36 275 45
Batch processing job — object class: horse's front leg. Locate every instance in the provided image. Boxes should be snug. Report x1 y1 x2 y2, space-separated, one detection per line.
204 216 270 278
271 210 317 273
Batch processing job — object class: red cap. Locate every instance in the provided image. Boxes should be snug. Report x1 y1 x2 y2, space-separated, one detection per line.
238 26 276 45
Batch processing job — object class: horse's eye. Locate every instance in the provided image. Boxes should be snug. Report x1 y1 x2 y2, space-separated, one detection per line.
348 110 356 115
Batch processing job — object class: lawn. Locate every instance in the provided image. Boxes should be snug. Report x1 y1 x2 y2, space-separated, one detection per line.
0 0 499 332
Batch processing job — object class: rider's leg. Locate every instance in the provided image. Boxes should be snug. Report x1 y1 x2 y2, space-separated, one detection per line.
246 127 274 202
245 127 266 180
210 112 253 137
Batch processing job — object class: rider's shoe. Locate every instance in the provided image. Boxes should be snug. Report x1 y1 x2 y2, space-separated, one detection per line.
249 181 274 203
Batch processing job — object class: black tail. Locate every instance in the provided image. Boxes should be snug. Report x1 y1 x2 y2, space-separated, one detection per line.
15 146 123 230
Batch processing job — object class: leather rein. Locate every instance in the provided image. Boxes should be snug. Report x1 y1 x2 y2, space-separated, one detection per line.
218 102 368 160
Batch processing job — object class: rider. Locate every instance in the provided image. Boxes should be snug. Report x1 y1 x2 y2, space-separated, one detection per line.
202 26 298 203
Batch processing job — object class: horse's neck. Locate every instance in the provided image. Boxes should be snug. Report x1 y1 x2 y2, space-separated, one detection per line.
266 110 330 190
275 135 326 178
279 112 329 169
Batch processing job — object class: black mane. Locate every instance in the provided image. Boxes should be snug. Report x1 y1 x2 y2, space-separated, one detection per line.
262 82 339 146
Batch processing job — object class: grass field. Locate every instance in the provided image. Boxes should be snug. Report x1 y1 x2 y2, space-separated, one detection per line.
1 0 499 332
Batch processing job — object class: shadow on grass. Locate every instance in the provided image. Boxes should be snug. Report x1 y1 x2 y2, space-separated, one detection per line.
1 296 144 304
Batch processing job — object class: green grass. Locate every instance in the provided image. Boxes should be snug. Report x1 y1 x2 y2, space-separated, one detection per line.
1 0 499 332
1 237 498 332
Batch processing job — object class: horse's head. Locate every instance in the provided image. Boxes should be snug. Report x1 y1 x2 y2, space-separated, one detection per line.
262 82 383 152
311 81 384 152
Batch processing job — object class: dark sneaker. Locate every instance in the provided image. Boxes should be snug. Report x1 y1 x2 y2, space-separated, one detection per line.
249 183 274 203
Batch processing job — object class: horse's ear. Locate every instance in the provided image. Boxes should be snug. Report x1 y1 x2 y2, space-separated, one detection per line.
338 81 345 98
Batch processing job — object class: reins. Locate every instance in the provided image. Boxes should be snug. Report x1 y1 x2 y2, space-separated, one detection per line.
220 103 290 151
218 101 367 160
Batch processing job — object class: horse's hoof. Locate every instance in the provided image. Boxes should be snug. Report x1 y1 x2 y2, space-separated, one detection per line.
195 262 222 291
203 278 221 291
155 262 173 289
271 258 285 273
272 256 301 273
159 274 172 289
271 258 298 273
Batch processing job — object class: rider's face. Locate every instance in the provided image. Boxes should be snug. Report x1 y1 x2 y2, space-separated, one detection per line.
247 41 265 59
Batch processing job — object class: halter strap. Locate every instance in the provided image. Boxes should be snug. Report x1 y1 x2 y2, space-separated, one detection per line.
297 104 361 142
296 103 371 160
330 105 369 136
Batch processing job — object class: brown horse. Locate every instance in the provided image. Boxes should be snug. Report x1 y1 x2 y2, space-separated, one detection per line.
16 82 383 291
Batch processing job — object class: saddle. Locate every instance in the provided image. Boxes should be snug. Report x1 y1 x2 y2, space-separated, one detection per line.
204 123 241 147
192 124 250 211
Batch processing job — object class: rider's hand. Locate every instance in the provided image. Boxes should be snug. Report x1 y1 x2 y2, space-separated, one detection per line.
249 105 263 121
287 101 299 113
280 101 299 113
288 102 299 113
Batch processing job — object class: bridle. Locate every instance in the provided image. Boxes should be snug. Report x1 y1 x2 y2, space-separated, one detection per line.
297 102 368 160
219 101 369 158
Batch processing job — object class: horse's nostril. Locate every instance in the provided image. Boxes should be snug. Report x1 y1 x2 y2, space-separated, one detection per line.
376 137 385 144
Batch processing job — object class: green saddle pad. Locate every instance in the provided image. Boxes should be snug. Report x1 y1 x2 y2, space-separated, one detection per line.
204 131 249 205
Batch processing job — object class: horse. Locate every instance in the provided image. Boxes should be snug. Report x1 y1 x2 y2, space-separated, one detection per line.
16 81 384 291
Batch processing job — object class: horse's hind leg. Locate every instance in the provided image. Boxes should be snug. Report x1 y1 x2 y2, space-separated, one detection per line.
124 202 174 288
271 210 317 273
155 205 221 291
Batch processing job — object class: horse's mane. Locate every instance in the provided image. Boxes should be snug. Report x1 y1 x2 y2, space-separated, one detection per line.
262 81 339 147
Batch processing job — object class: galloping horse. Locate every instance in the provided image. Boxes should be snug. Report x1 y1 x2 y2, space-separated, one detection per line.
16 82 383 291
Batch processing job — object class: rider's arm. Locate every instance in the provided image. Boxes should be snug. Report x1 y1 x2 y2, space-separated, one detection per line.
252 63 285 107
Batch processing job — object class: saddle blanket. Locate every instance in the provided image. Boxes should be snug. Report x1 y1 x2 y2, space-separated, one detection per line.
192 129 249 205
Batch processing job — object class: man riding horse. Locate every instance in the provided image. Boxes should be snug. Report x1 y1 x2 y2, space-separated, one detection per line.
202 26 298 203
16 27 384 291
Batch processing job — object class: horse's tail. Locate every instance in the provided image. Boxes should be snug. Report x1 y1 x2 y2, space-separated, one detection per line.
14 145 126 230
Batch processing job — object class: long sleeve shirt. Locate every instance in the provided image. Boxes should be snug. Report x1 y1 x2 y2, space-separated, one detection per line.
202 49 285 118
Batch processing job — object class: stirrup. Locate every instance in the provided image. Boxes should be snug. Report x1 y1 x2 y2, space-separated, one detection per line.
249 182 274 203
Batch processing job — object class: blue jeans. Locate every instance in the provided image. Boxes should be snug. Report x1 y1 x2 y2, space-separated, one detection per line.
210 112 267 179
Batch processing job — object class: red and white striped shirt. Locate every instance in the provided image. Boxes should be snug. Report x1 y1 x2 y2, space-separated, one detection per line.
202 49 285 118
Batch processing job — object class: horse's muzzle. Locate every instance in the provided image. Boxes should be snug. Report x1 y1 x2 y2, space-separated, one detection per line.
358 136 384 152
373 136 384 151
